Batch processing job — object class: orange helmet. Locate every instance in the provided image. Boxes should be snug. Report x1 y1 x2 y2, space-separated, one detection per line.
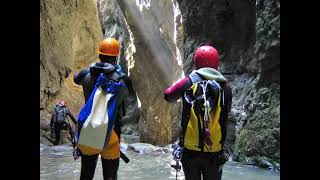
98 38 120 56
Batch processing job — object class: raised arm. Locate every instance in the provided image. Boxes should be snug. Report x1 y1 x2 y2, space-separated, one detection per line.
163 76 192 102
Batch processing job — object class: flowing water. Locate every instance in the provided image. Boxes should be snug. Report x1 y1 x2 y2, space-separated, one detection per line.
40 144 280 180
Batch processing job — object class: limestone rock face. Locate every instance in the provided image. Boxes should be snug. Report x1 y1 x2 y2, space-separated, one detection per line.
176 0 256 74
40 0 103 108
111 0 183 145
233 0 280 165
40 0 103 130
97 0 141 136
176 0 280 166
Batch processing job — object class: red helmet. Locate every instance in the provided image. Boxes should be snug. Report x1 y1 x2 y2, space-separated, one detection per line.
56 100 68 107
193 45 219 69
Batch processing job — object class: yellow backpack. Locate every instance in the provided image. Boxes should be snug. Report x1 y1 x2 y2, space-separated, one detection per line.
181 79 227 152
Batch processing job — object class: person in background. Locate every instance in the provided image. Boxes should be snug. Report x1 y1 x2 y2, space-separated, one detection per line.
50 100 77 146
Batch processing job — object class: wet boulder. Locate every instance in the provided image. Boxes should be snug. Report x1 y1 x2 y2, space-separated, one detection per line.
127 143 169 155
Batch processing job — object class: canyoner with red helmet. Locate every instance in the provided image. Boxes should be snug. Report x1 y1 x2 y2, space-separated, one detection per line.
180 45 229 154
164 45 233 180
50 100 77 148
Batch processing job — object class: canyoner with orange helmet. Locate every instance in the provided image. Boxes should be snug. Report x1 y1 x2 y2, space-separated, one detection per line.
74 38 131 164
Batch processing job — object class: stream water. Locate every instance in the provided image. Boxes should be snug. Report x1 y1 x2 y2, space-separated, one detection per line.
40 143 280 180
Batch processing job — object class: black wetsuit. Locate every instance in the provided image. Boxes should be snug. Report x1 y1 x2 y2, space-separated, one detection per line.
50 105 77 145
74 62 134 180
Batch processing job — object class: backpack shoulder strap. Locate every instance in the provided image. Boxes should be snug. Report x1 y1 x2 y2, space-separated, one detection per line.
188 71 203 84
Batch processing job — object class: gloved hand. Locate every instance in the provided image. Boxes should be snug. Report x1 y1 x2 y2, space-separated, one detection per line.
216 151 229 165
73 147 81 160
172 144 183 161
